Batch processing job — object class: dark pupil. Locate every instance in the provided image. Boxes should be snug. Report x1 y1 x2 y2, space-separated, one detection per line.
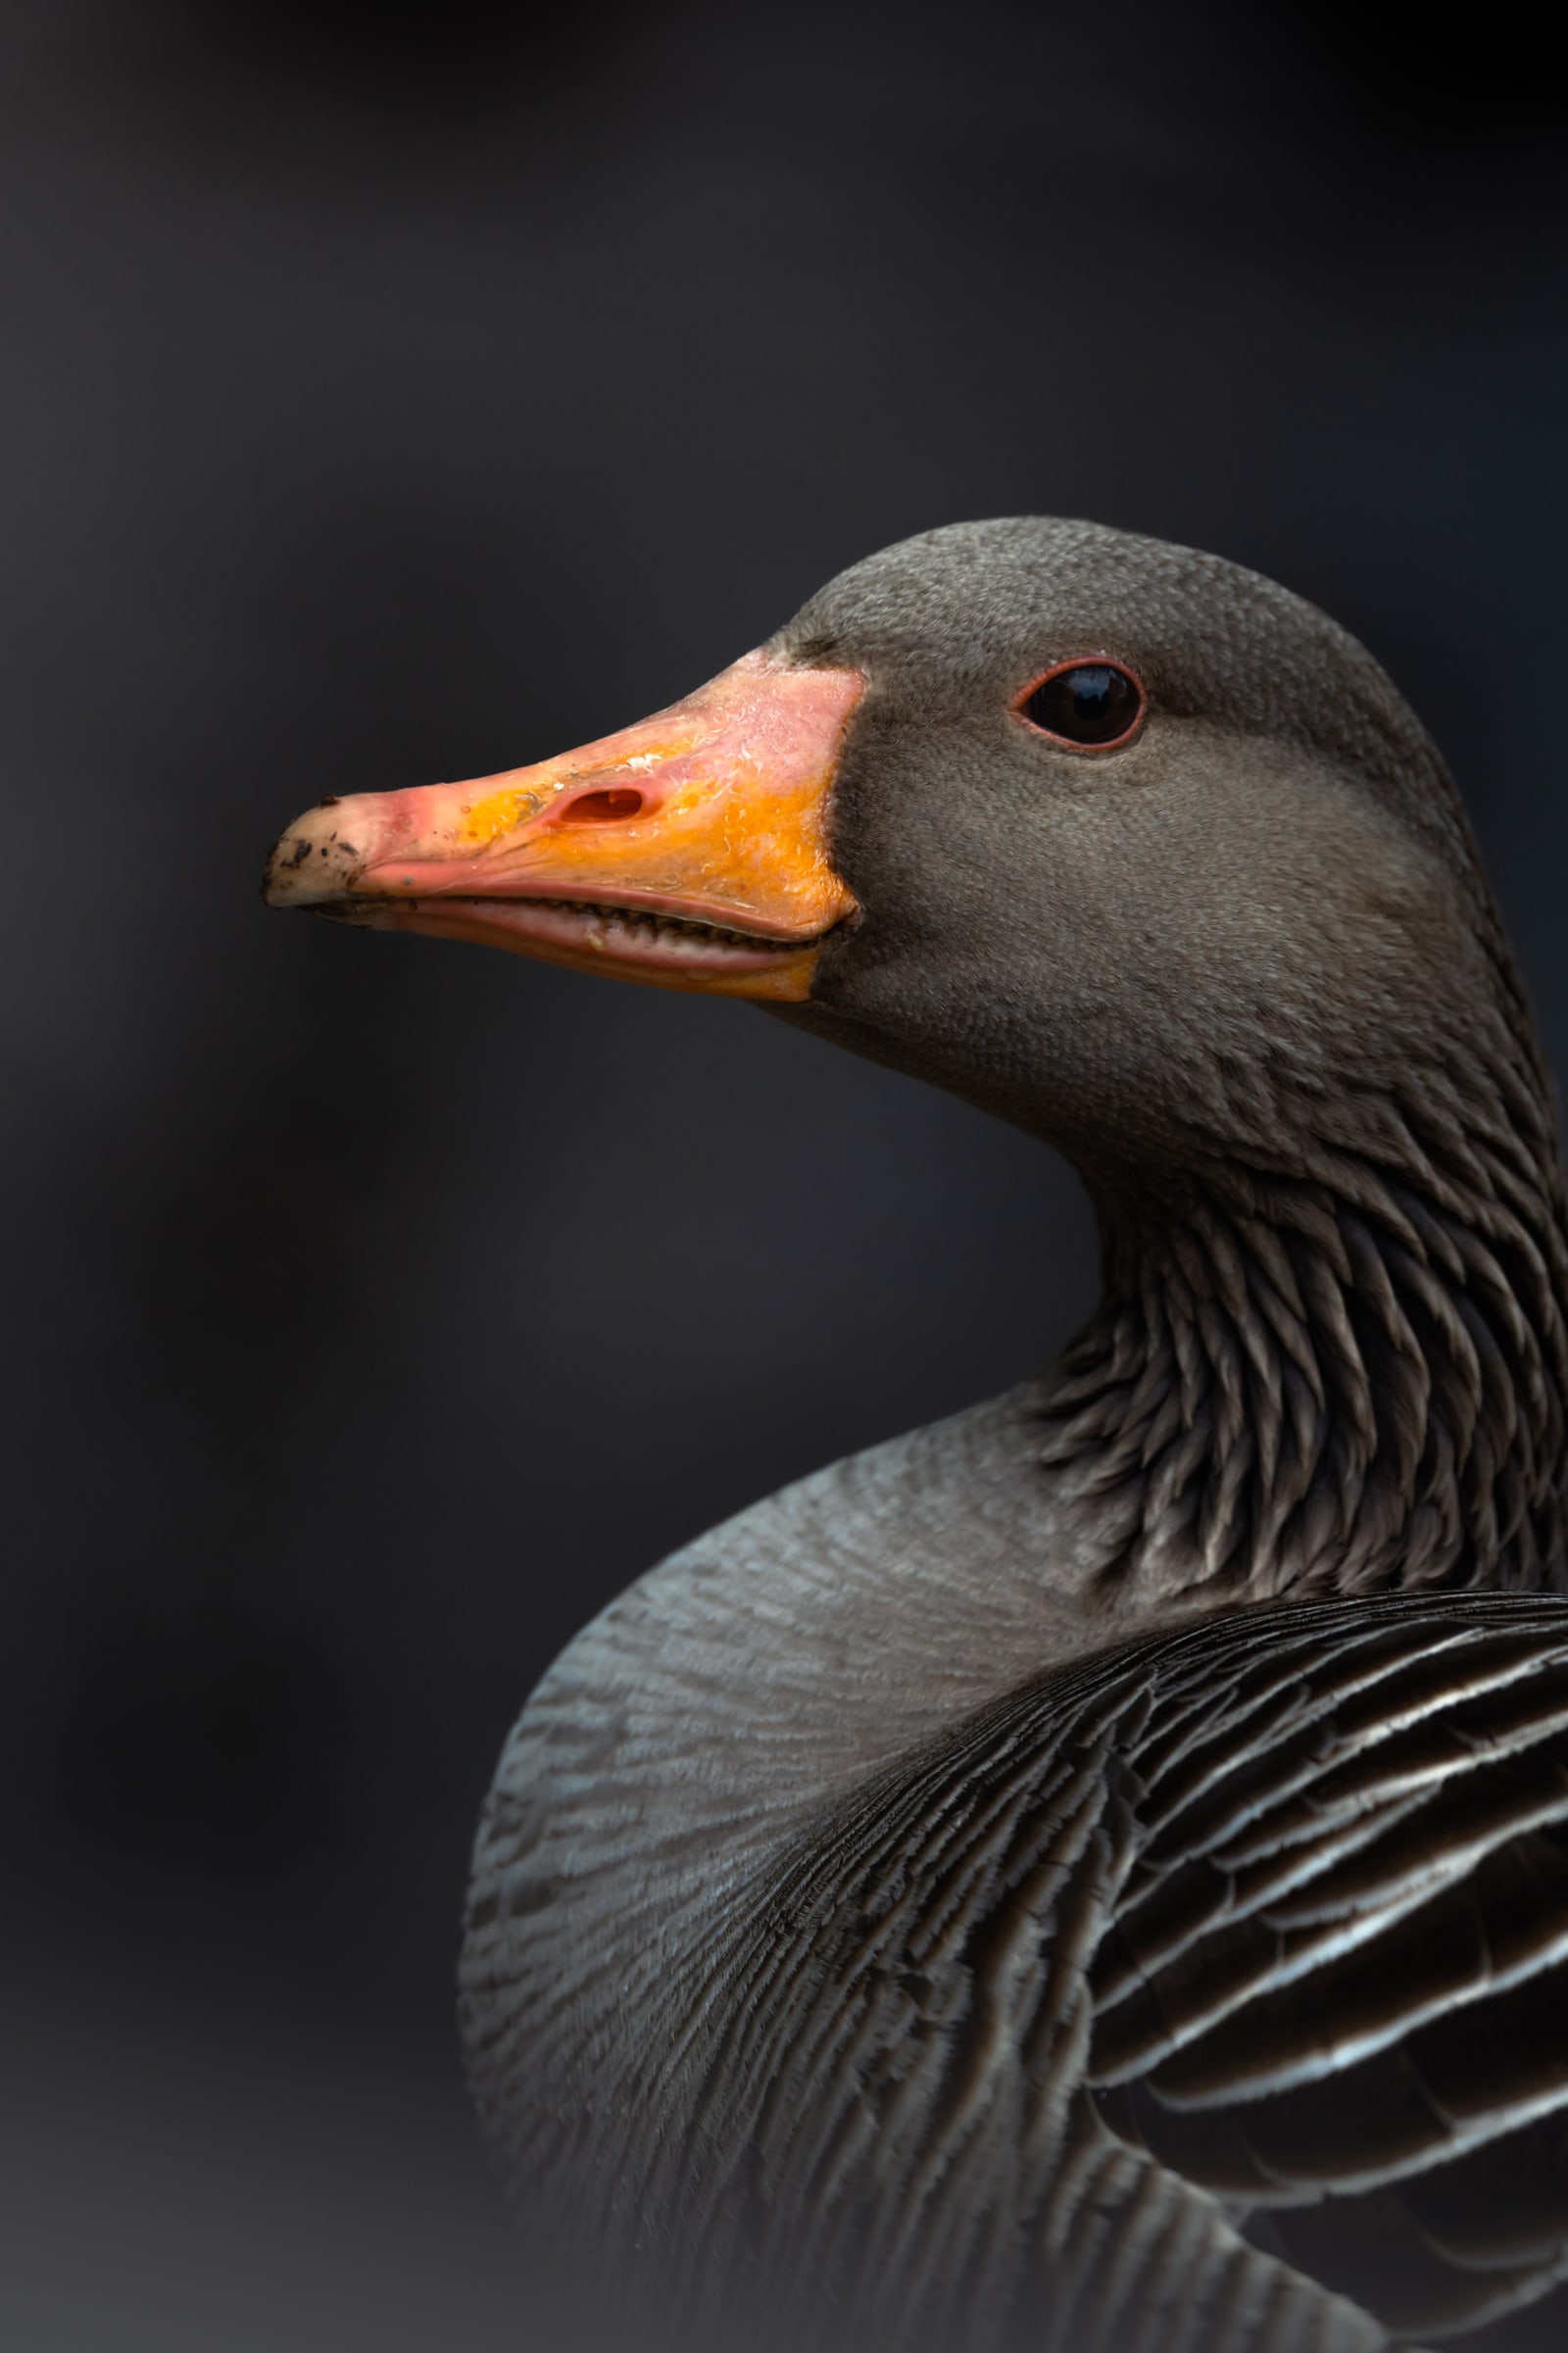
1024 663 1138 745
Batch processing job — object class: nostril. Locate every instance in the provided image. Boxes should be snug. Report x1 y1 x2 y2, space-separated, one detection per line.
556 787 646 825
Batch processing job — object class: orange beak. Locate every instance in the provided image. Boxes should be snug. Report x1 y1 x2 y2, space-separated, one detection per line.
263 652 865 1003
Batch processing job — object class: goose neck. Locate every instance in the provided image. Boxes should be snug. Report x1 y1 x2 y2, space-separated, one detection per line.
1042 1068 1568 1607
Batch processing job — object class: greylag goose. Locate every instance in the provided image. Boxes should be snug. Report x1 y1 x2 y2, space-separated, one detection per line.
266 520 1568 2352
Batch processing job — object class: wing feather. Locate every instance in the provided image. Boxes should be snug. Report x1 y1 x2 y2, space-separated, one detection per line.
1087 1592 1568 2345
465 1587 1568 2349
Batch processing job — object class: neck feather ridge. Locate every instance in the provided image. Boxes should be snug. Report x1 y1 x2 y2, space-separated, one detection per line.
1037 1011 1568 1605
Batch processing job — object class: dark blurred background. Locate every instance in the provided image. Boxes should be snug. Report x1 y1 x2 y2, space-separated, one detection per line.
2 3 1564 2345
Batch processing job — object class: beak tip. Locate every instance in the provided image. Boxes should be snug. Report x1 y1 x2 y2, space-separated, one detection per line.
262 804 368 908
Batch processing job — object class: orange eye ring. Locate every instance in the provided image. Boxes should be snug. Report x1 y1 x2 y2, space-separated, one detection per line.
1014 658 1147 752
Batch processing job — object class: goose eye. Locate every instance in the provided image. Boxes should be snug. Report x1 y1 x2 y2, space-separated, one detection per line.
1018 662 1144 749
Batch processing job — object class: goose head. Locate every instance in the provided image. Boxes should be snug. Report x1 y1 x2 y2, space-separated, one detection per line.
266 517 1530 1196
